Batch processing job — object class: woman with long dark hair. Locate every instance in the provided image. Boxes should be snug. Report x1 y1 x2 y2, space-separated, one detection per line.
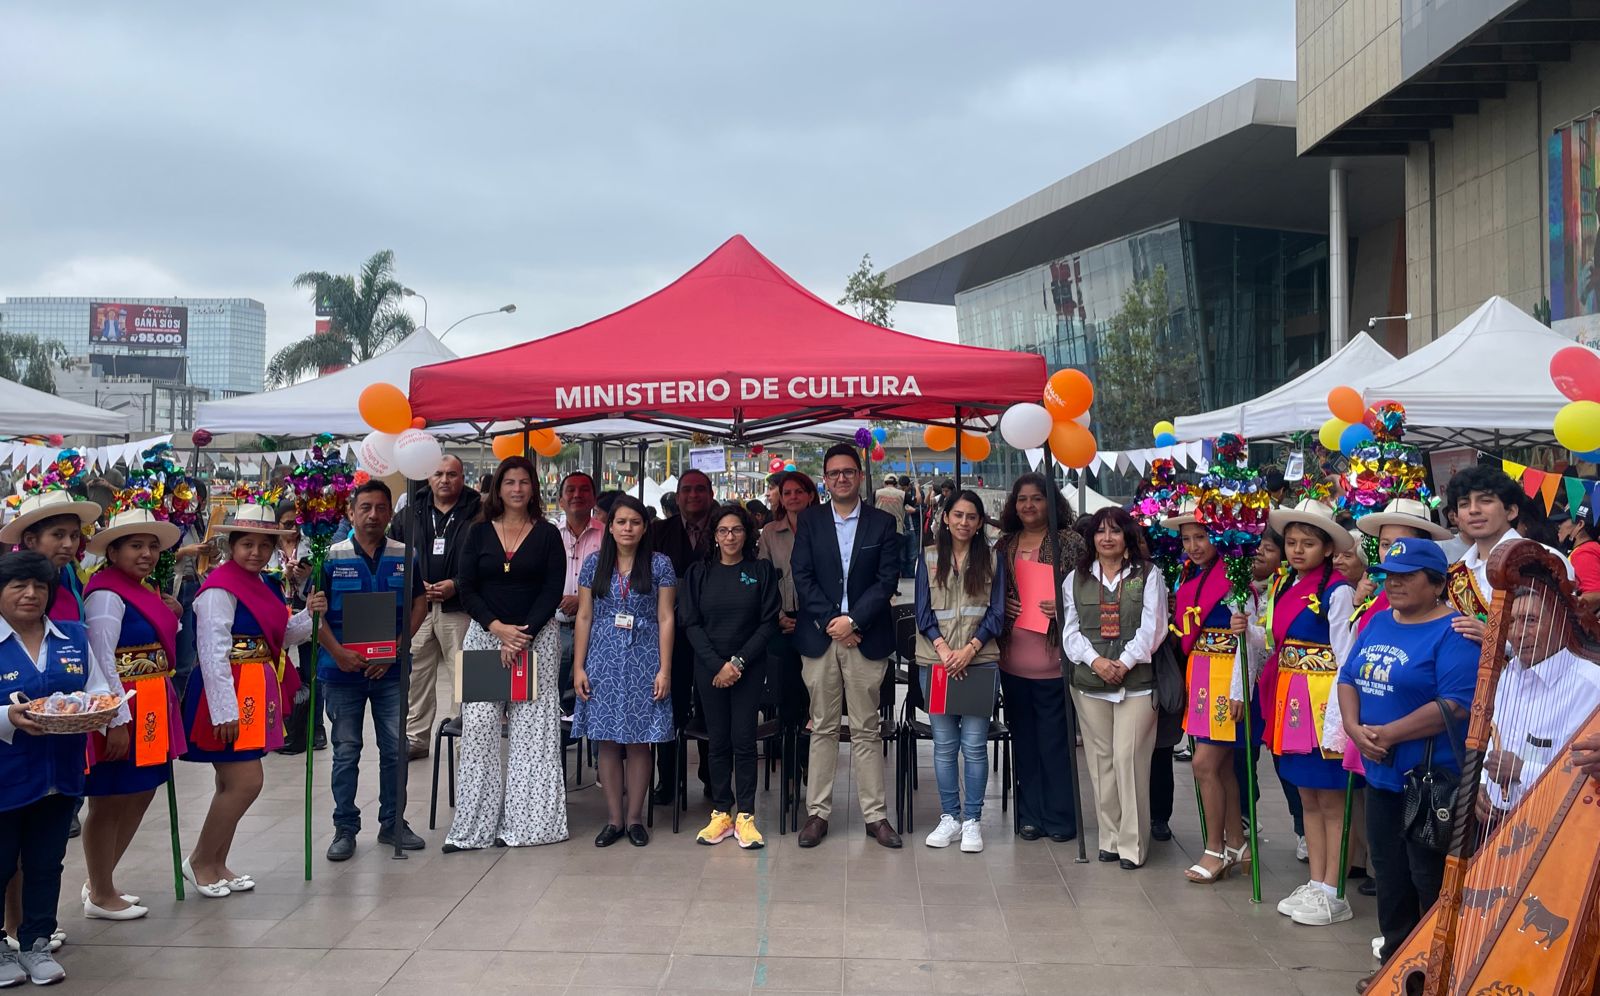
998 473 1083 842
445 456 568 851
915 489 1005 852
1059 506 1167 869
679 504 779 849
572 494 677 847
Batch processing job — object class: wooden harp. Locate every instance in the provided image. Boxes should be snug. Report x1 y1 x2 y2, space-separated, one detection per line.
1369 539 1600 995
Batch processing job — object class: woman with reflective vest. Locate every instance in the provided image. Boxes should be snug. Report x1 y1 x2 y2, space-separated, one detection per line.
0 552 123 985
80 507 186 922
180 501 323 896
913 489 1005 854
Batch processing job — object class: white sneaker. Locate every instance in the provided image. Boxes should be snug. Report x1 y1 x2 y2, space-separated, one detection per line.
924 814 962 848
1371 935 1384 959
959 819 984 853
1295 835 1309 862
1277 882 1317 916
1291 891 1353 925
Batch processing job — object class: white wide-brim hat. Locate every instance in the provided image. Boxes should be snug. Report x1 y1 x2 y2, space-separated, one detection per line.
1159 497 1200 531
219 503 293 537
1268 498 1354 552
1355 497 1451 541
0 491 101 545
85 508 181 555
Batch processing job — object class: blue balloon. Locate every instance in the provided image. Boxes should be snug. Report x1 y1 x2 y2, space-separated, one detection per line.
1339 423 1375 455
1579 447 1600 462
1154 432 1177 447
871 426 888 444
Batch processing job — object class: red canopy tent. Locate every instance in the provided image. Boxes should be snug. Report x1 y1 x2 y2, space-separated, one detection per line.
408 235 1044 441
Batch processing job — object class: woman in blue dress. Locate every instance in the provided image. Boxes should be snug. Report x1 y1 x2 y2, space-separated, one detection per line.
571 494 676 848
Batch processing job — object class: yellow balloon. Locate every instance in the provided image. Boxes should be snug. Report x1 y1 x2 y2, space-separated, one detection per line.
1318 418 1349 452
1555 400 1600 452
1151 420 1176 440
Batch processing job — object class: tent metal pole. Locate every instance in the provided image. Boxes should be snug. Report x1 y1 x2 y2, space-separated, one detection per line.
954 407 963 491
637 440 646 499
1043 450 1088 863
392 476 419 859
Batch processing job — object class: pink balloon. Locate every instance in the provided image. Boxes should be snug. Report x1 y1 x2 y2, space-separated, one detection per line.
1551 346 1600 402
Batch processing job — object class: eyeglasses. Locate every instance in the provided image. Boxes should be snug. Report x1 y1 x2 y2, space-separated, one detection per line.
715 526 746 537
824 469 860 480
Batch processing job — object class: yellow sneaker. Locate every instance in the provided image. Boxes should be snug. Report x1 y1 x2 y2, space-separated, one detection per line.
696 810 734 845
734 813 764 850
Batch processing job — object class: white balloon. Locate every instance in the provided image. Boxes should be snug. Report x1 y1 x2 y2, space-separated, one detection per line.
392 428 444 480
999 403 1053 451
358 431 397 476
1073 411 1092 427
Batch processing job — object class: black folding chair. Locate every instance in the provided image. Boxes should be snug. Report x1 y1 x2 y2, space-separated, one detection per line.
788 662 900 832
896 662 1010 834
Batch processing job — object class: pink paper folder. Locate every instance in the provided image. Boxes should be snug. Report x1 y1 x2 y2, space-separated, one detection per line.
1013 558 1055 634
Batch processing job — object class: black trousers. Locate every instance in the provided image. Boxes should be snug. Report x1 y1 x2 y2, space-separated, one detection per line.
1150 746 1174 824
695 663 765 815
0 793 75 949
1000 671 1077 837
657 639 707 791
1366 785 1446 962
769 627 807 728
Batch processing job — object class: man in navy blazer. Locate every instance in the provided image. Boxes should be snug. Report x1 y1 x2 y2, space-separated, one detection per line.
790 444 904 848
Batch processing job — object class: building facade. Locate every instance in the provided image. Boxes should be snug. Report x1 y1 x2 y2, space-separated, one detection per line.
0 296 266 396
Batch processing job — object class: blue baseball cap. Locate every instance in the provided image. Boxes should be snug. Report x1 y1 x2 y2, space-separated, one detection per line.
1376 536 1449 575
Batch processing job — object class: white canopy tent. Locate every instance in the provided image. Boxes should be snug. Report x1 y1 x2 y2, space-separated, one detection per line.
1356 296 1579 449
1174 331 1396 441
0 375 133 436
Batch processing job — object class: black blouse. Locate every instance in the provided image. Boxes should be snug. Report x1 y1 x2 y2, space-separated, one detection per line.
455 518 565 635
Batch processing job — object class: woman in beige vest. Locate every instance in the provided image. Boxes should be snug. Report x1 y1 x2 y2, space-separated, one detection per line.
914 490 1005 853
1060 506 1168 869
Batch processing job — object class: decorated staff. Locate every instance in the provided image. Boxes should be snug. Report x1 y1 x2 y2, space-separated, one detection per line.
1190 433 1271 900
285 433 356 879
122 444 200 594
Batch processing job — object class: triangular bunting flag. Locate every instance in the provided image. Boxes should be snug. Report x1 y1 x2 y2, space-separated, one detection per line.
1539 471 1561 513
1566 476 1588 519
1024 448 1043 472
1521 468 1544 501
1503 459 1527 481
1113 451 1131 474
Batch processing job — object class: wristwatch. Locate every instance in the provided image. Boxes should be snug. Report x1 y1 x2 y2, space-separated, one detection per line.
729 656 746 672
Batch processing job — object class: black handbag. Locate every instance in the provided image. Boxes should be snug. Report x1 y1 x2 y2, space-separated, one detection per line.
1401 699 1467 854
1150 634 1187 748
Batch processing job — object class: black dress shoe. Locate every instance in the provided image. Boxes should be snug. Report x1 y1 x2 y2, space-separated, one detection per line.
1359 878 1377 896
1049 830 1076 843
1018 825 1042 841
377 823 425 850
594 824 624 848
313 731 328 751
626 824 650 847
1119 858 1143 870
650 785 674 807
1097 849 1119 862
326 831 356 862
1151 820 1172 842
1347 865 1369 879
68 814 81 839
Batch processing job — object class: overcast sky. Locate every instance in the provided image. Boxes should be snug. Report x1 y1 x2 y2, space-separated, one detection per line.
3 2 1295 363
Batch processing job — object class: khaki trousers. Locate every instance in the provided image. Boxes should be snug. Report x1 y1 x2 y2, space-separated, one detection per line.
406 606 470 748
801 643 889 823
1071 687 1157 864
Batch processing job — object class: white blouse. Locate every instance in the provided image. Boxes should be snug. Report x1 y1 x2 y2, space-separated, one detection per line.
1060 562 1169 704
82 590 155 730
193 587 314 724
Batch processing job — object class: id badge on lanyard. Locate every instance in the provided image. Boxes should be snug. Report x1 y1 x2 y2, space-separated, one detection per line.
614 572 635 632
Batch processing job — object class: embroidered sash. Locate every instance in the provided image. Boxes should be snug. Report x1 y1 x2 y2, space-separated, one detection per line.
84 568 179 668
1445 559 1488 619
200 561 290 664
1171 560 1230 657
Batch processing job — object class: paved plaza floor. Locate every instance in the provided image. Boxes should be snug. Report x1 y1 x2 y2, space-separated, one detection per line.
44 694 1381 996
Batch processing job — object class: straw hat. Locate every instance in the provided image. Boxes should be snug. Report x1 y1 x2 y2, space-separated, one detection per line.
1159 497 1200 530
86 508 180 555
0 490 101 545
1268 498 1354 552
1355 497 1451 541
218 503 294 538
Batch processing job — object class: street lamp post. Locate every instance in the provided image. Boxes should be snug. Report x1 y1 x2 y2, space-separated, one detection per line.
401 287 428 328
440 304 516 340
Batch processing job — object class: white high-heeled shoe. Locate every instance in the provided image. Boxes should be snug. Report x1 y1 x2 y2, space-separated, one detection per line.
181 857 231 898
81 883 139 906
83 897 147 921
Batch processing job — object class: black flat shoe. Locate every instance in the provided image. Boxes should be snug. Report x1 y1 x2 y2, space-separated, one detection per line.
1049 831 1076 843
1119 858 1143 870
1098 849 1119 862
1018 825 1041 841
1151 821 1172 842
626 824 650 847
594 824 624 848
650 786 674 807
1359 878 1377 896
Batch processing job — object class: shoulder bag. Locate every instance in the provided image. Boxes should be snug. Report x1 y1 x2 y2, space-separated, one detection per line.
1400 698 1467 854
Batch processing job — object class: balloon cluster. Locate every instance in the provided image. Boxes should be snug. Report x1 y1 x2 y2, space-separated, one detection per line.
1550 345 1600 459
922 424 991 462
1192 433 1269 607
491 427 563 461
996 368 1098 468
287 433 356 562
1151 420 1177 448
1132 457 1188 590
121 443 200 590
357 382 454 478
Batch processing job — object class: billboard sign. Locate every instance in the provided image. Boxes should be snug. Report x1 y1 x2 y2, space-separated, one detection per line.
89 303 188 349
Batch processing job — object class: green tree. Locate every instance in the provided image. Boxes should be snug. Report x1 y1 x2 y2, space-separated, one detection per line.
0 332 71 393
838 253 897 328
1091 266 1203 450
267 249 417 385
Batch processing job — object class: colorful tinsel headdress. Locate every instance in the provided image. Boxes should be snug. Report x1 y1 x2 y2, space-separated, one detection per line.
287 433 356 561
4 448 89 511
1336 400 1437 524
1131 457 1188 589
1192 433 1271 606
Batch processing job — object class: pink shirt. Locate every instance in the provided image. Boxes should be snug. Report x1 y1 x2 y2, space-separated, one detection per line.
557 513 604 621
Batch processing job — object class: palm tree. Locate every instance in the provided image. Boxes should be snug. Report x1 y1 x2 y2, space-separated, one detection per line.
0 332 71 393
266 249 417 385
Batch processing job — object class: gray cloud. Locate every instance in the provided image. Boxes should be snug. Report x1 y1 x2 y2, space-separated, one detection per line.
2 1 1294 361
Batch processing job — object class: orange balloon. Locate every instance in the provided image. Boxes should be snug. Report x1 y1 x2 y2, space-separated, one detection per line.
533 433 563 458
923 425 957 452
358 383 412 434
527 427 556 450
1048 421 1097 468
491 433 525 460
1327 385 1365 424
411 417 427 430
958 431 990 462
1043 368 1093 421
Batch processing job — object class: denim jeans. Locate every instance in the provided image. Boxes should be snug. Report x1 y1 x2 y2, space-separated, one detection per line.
920 667 991 821
324 678 403 834
902 529 919 579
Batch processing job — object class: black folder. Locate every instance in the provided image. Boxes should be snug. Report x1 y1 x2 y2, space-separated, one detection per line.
454 649 536 703
340 592 398 665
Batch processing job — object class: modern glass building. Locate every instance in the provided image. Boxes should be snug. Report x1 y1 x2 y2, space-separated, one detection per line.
0 296 266 396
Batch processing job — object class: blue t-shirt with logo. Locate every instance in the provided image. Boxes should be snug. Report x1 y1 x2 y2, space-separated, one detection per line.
1337 610 1478 792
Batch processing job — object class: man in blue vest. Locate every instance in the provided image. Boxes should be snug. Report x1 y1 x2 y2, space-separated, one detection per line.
317 481 427 861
